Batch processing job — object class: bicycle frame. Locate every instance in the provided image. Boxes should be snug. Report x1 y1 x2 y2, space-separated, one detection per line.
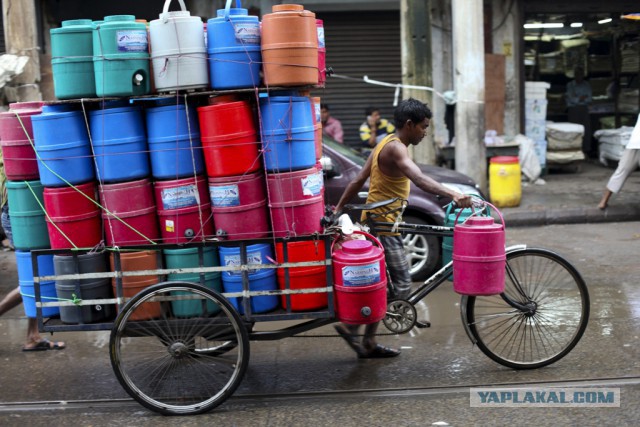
365 214 534 337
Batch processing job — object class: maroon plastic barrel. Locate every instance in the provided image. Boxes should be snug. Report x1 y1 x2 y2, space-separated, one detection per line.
154 175 213 243
208 171 270 240
99 178 160 246
0 102 43 180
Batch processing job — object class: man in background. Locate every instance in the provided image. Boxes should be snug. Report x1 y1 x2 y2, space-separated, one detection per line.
320 103 344 143
566 66 594 158
359 106 395 148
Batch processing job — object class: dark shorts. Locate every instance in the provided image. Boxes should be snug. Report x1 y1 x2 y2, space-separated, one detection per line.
379 234 411 300
1 204 12 244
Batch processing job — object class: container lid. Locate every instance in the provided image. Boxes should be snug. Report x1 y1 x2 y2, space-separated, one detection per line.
490 156 519 164
104 15 136 22
215 8 249 18
51 19 93 34
9 101 44 111
273 4 304 12
458 216 500 229
341 239 373 254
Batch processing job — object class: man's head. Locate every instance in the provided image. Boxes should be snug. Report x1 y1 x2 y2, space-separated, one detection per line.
321 103 330 124
394 98 432 145
365 106 381 124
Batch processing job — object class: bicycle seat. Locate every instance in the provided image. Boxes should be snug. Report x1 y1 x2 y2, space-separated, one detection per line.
344 198 400 212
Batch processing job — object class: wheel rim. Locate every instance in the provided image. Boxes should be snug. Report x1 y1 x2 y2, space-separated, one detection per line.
468 250 589 368
402 232 429 276
111 286 248 414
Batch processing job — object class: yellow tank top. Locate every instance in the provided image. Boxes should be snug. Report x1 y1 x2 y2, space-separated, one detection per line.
361 134 410 229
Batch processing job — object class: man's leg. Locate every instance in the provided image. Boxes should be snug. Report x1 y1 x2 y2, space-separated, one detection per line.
0 287 22 316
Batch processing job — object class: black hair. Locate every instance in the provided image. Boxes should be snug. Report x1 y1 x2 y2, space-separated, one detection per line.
393 98 432 129
321 103 329 110
365 106 379 117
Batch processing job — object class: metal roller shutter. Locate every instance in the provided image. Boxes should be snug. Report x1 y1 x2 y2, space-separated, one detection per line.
313 11 401 147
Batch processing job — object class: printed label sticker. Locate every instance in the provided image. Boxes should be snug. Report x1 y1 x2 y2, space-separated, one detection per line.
161 184 200 210
116 30 148 52
234 24 260 45
211 184 240 207
301 172 323 197
317 27 325 48
342 262 381 286
223 251 264 275
165 219 175 233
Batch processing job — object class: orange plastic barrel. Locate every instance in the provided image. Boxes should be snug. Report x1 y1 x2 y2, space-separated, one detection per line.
261 4 318 86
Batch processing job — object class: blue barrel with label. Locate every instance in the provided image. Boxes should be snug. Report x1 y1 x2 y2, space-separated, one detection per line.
207 0 261 89
93 15 150 97
51 19 96 99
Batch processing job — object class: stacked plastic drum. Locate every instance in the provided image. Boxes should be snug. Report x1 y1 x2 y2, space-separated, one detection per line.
0 102 59 320
149 0 209 93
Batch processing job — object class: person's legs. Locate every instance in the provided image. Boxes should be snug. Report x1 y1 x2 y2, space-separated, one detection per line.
0 287 23 316
599 149 640 208
0 283 65 350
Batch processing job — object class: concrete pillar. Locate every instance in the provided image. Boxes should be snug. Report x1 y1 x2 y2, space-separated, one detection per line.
401 0 435 165
452 0 486 191
491 0 522 140
430 0 453 148
2 0 42 102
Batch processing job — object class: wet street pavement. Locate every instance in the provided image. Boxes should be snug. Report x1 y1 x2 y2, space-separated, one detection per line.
0 221 639 425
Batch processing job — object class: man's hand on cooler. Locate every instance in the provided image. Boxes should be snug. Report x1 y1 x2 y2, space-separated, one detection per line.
453 193 472 209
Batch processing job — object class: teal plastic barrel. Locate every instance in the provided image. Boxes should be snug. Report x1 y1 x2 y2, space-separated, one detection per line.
93 15 150 97
6 181 50 250
164 247 222 316
51 19 96 99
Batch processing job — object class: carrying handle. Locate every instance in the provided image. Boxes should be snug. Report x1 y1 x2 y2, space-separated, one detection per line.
163 0 187 15
161 0 188 23
330 230 384 254
224 0 242 21
445 194 490 219
453 199 505 229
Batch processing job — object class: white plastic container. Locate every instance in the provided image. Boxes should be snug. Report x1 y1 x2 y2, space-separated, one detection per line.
150 0 209 92
525 81 551 100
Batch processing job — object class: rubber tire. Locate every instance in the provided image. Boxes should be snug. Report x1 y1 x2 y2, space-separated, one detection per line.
110 282 250 415
464 248 589 370
401 215 441 282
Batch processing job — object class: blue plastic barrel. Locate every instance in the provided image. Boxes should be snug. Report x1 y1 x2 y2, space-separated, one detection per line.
145 103 204 179
207 1 261 89
51 19 96 99
16 251 60 318
221 269 278 314
31 107 95 187
259 96 315 172
218 243 273 276
89 106 150 183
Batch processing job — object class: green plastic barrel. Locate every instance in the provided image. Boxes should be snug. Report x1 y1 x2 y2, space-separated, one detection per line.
51 19 96 99
93 15 150 97
164 247 222 316
6 181 50 250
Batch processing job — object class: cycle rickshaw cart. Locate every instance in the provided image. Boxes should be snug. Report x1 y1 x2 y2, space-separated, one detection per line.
29 197 590 416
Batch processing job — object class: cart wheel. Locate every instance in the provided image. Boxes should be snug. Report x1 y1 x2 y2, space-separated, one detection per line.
109 281 250 415
383 299 417 334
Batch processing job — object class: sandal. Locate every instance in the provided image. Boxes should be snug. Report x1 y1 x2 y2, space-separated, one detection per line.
358 344 401 359
22 339 66 352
